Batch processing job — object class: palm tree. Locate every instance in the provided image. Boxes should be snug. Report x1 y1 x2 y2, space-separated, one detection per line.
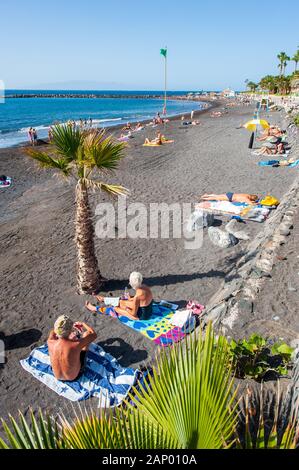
26 125 127 294
1 324 298 449
277 52 290 76
247 81 258 93
292 51 299 71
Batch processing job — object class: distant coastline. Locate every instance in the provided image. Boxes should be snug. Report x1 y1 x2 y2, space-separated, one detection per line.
4 92 210 100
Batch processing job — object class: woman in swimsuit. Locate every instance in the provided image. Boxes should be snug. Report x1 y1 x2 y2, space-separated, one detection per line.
201 193 258 204
85 272 153 321
144 132 163 145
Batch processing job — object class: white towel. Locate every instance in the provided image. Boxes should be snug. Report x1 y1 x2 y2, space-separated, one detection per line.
169 309 193 328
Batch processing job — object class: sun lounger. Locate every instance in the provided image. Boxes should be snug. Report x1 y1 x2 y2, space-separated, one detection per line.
20 343 138 405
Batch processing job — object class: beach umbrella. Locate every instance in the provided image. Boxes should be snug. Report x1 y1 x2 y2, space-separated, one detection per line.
243 118 270 132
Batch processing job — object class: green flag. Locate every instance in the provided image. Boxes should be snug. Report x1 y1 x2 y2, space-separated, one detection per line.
160 48 167 58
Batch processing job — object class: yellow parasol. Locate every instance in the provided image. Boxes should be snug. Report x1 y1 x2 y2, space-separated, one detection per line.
243 119 270 132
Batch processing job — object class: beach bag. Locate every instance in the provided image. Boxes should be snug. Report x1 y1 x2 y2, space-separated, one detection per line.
186 300 205 315
260 195 280 206
186 209 214 232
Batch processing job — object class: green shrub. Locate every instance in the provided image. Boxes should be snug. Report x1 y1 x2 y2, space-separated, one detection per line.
226 334 294 381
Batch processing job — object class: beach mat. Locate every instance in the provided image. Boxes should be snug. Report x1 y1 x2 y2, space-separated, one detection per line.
252 151 290 157
197 200 270 222
20 343 138 405
96 303 188 346
143 143 163 147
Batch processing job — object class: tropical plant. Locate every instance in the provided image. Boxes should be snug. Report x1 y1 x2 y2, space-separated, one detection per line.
246 81 258 92
1 325 298 450
292 50 299 71
227 334 293 381
259 75 278 94
277 52 290 76
26 125 128 294
235 386 299 449
276 75 292 95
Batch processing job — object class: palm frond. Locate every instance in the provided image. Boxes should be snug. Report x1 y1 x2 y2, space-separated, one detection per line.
51 124 83 161
60 406 171 449
82 178 129 196
0 410 61 449
83 130 127 172
127 323 238 449
26 149 72 176
236 384 299 449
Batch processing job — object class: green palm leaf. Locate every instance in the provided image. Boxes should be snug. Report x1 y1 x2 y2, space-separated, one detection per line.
126 323 238 449
51 124 84 161
82 178 129 196
0 410 61 449
83 130 127 172
26 149 72 176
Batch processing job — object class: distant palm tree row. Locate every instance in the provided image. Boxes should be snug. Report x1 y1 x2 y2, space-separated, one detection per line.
245 47 299 95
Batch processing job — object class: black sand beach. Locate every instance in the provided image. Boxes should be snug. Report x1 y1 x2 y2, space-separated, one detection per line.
0 102 298 422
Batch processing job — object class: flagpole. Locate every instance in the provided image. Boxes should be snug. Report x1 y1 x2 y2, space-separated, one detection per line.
164 47 167 115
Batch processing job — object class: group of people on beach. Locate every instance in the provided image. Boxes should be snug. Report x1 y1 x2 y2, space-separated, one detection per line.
28 127 38 146
255 125 288 155
48 272 153 381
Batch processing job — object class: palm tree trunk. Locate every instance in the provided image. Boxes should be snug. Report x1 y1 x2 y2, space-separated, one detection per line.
75 181 102 294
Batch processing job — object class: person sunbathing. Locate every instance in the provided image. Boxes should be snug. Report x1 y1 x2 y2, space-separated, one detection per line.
47 315 97 381
134 122 144 131
258 126 283 140
257 142 286 155
86 272 153 321
122 122 132 131
144 132 163 145
201 193 258 204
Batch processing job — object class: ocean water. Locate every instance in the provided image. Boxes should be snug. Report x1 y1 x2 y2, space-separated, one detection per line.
0 90 205 148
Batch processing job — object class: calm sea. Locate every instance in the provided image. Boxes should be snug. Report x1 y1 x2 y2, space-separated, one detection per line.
0 90 206 148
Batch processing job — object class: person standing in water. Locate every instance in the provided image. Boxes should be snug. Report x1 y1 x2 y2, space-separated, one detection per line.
32 129 38 146
28 127 34 146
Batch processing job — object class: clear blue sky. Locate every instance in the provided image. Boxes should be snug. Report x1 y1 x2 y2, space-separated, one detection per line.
1 0 298 90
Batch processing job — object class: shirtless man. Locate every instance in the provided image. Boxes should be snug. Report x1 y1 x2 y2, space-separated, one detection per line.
201 193 258 204
47 315 97 381
86 272 153 321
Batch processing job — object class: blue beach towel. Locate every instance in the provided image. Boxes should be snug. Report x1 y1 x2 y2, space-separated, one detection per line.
258 160 279 166
20 343 138 405
258 159 299 168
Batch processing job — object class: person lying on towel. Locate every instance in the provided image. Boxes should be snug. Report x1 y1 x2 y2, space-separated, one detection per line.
257 141 287 155
47 315 97 381
201 193 258 204
86 271 153 321
144 131 163 145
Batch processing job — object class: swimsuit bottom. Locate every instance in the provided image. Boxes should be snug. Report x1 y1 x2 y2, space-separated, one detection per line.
226 192 234 202
137 300 153 320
